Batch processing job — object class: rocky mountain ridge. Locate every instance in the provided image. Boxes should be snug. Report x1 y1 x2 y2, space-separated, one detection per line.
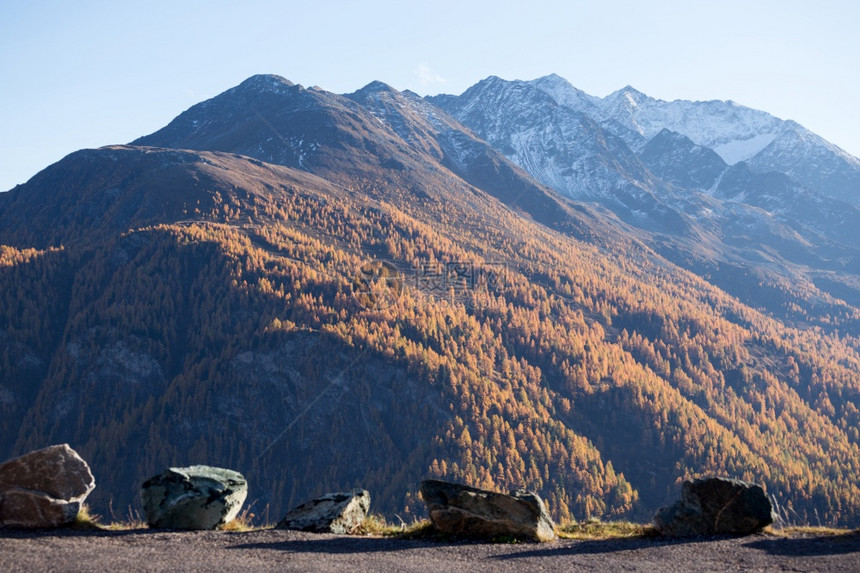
430 75 860 331
526 73 860 204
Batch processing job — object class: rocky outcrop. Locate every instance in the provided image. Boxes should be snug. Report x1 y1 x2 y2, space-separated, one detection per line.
420 479 557 541
0 444 95 529
654 476 775 537
140 465 247 530
276 489 370 533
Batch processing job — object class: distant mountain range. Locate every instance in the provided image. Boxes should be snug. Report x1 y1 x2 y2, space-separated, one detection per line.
430 75 860 330
1 74 858 527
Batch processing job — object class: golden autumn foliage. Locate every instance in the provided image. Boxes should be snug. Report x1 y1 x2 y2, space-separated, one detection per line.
0 147 858 527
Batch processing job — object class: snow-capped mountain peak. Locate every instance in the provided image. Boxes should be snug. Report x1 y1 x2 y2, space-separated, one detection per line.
596 88 784 163
431 72 860 271
354 80 399 95
233 74 296 94
610 85 650 106
522 78 792 166
527 74 599 114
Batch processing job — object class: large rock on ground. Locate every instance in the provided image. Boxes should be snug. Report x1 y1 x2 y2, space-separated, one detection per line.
0 444 95 529
276 489 370 533
140 465 247 530
420 479 557 541
654 476 775 537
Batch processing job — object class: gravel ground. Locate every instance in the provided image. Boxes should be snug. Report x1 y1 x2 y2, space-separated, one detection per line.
1 528 858 572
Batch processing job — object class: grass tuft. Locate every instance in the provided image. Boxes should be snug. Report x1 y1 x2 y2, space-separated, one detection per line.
557 518 658 540
71 503 103 530
101 506 147 530
765 525 855 537
351 514 434 538
219 504 272 532
218 520 255 532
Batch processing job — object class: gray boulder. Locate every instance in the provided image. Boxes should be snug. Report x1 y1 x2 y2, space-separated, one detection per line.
654 476 775 537
0 444 96 529
140 465 247 530
276 489 370 533
420 479 557 541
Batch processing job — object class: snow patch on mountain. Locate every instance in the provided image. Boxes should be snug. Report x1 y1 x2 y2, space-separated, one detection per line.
234 74 295 95
528 74 599 114
713 132 777 165
527 78 788 161
520 75 860 204
597 88 784 152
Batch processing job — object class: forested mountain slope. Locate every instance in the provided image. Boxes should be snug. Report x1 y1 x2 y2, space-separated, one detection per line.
0 76 858 526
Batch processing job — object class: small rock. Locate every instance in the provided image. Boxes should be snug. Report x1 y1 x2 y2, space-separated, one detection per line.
276 489 370 533
654 476 775 537
0 444 96 529
140 465 247 530
420 479 557 541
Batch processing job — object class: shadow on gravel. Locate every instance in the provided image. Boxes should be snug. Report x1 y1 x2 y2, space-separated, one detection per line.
0 528 155 539
228 536 437 554
744 532 860 557
490 536 695 560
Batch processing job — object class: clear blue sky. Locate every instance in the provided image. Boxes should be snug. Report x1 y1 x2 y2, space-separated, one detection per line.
2 0 858 191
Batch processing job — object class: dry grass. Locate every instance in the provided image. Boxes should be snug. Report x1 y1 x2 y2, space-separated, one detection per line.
356 516 661 542
219 504 273 532
218 519 256 532
101 506 148 531
71 504 103 530
350 514 435 538
356 516 663 543
765 525 855 537
557 518 658 540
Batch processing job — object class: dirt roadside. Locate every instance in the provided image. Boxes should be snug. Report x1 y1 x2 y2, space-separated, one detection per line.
1 528 858 572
